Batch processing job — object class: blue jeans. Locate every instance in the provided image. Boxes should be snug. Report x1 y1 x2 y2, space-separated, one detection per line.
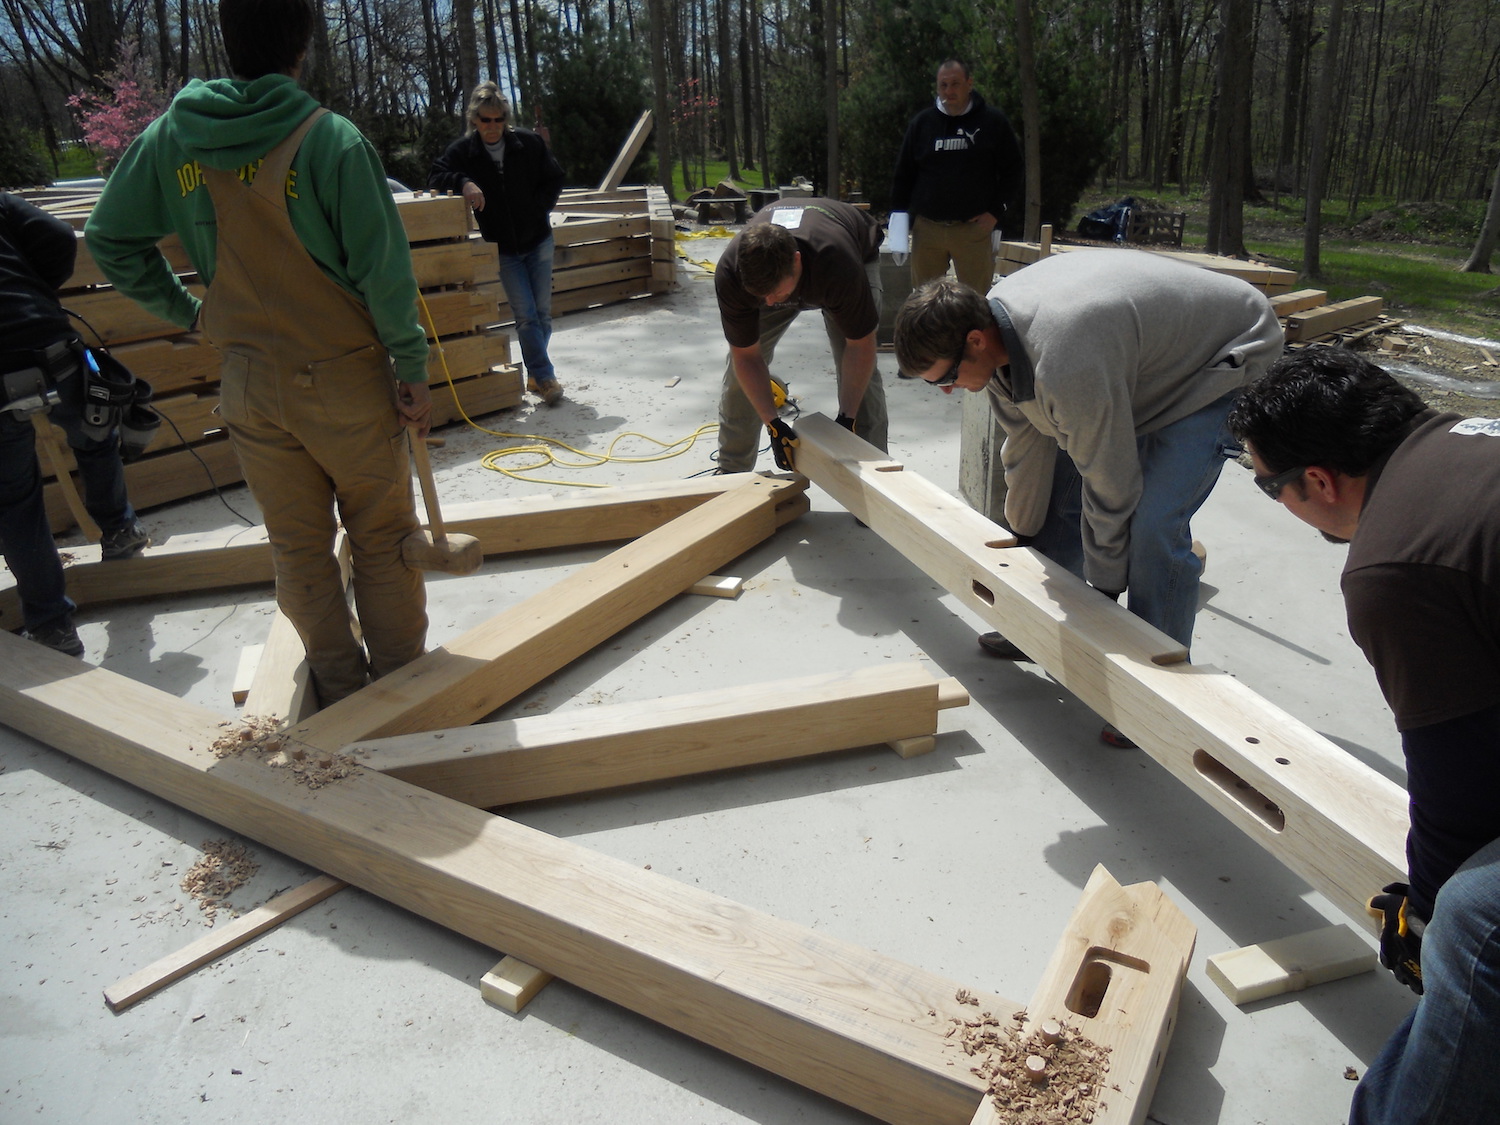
1350 835 1500 1124
498 235 555 385
0 358 135 630
1028 391 1240 650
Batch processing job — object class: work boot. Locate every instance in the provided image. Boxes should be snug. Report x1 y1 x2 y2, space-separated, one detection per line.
22 618 84 658
527 377 564 405
977 631 1030 660
101 519 150 560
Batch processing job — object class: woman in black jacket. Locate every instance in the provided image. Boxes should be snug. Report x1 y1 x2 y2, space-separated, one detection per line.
429 82 566 404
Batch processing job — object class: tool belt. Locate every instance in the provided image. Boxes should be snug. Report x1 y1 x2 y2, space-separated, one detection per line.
0 339 80 419
0 336 160 460
81 345 160 460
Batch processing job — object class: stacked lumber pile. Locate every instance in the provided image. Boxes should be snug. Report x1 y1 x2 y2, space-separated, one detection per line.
29 184 676 533
1270 289 1397 346
996 237 1299 295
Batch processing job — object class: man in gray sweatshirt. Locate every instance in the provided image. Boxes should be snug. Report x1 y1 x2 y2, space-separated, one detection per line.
894 250 1283 744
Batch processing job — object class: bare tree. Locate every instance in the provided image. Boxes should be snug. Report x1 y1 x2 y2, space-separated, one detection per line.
1302 0 1345 280
1013 0 1042 241
823 0 837 196
1460 152 1500 273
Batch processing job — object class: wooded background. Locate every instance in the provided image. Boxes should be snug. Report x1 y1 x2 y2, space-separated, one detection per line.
2 0 1498 252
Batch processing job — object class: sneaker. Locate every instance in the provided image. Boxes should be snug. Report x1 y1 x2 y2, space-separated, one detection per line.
527 377 564 405
1100 722 1139 749
101 520 150 560
977 631 1030 660
22 619 84 658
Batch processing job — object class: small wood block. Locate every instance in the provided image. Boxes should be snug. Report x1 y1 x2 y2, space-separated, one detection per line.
1206 923 1376 1005
888 734 935 759
232 644 264 706
689 574 743 598
479 955 554 1013
666 375 681 387
103 875 346 1012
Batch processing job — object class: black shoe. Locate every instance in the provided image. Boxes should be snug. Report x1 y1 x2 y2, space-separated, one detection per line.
101 520 150 560
977 631 1030 660
23 619 84 658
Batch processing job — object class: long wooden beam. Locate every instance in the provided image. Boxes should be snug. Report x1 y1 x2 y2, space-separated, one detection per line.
793 414 1407 928
0 635 1007 1124
1 473 803 632
290 477 805 750
355 663 968 807
0 635 1186 1124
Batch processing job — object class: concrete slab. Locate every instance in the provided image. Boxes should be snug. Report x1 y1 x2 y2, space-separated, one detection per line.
1 242 1414 1123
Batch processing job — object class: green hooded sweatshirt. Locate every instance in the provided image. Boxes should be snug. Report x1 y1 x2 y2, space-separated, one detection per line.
84 74 428 383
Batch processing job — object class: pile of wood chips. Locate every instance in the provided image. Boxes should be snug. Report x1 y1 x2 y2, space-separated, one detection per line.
946 997 1112 1124
180 838 259 925
206 715 360 789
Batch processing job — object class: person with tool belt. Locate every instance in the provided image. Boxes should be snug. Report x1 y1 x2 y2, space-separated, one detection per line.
0 192 149 658
86 0 431 705
713 197 888 473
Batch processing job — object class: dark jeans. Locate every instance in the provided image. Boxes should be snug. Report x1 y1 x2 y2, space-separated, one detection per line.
0 358 135 630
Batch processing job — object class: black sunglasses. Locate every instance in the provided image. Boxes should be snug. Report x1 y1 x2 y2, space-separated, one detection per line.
927 344 967 387
1253 464 1307 500
477 113 507 124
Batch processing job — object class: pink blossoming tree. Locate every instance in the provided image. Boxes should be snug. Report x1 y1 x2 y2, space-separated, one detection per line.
67 41 168 176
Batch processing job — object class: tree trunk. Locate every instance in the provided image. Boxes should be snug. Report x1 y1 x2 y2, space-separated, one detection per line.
824 0 838 198
650 0 675 198
1206 0 1251 258
455 0 479 111
1302 0 1345 280
1460 153 1500 273
719 0 739 179
1014 0 1042 241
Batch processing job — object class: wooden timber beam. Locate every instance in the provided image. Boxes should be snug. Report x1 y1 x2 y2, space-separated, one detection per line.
0 636 996 1123
354 663 969 807
597 110 653 192
977 866 1195 1125
793 414 1407 928
0 634 1185 1124
290 477 806 750
0 473 804 632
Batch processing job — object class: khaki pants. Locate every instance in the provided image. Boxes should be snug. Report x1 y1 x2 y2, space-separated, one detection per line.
910 215 995 293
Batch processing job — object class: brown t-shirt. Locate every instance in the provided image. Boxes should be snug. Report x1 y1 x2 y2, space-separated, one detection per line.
1343 412 1500 730
715 198 883 349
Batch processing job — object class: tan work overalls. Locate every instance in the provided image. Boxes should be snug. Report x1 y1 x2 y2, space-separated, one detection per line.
200 109 427 704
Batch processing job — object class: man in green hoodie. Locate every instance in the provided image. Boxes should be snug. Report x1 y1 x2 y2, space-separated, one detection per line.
85 0 430 705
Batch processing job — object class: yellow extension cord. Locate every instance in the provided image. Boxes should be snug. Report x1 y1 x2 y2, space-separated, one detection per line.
418 291 719 488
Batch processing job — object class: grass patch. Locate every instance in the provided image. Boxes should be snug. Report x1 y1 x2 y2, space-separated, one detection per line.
1078 182 1500 338
49 145 100 181
667 158 762 201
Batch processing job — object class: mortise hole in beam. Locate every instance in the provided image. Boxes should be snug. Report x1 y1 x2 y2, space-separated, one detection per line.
1065 947 1152 1018
1193 750 1286 831
972 580 995 605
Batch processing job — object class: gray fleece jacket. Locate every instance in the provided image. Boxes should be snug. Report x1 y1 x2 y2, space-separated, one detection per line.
984 249 1283 592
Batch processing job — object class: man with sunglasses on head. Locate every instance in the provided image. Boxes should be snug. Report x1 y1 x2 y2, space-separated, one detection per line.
430 82 566 406
1230 347 1500 1125
893 251 1282 745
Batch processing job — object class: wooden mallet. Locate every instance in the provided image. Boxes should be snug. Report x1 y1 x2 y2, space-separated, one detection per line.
402 433 482 575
